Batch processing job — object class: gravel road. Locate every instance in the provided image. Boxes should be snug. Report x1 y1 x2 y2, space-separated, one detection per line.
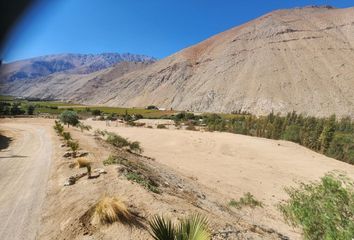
0 123 52 240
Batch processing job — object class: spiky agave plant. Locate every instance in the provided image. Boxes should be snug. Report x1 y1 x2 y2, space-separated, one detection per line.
149 214 210 240
149 215 175 240
176 214 210 240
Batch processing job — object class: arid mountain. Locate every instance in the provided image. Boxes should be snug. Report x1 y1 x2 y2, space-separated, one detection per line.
2 6 354 117
0 53 156 82
0 61 153 101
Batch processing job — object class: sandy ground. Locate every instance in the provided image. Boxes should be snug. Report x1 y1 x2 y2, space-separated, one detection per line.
85 119 354 235
0 120 54 240
2 118 354 240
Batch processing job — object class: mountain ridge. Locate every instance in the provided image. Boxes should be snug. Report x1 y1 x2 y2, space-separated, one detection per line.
1 7 354 117
0 52 156 82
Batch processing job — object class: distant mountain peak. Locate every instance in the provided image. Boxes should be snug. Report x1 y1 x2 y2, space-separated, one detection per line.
0 52 156 82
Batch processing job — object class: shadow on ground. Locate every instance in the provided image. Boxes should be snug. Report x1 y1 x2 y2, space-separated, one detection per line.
0 134 12 150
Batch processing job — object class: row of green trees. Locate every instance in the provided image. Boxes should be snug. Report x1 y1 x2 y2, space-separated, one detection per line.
0 102 35 115
190 112 353 164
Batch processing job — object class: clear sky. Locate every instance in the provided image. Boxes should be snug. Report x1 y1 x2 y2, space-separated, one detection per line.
1 0 353 62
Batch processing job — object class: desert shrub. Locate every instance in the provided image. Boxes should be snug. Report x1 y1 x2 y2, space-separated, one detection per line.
106 113 117 121
53 120 64 135
126 172 160 193
76 157 90 168
279 174 354 240
60 110 79 127
78 122 92 132
157 124 167 129
133 114 143 120
105 132 143 153
62 132 72 141
229 192 263 209
127 121 145 127
91 109 102 116
186 124 197 131
129 141 142 153
103 155 121 165
106 133 130 148
67 140 79 157
94 129 108 137
91 196 132 225
149 214 210 240
126 121 136 126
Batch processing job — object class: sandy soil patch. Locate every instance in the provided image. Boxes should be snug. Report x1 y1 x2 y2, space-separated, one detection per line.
85 119 354 237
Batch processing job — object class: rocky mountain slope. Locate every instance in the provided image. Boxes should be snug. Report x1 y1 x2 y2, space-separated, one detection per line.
0 53 156 82
1 6 354 117
0 61 152 101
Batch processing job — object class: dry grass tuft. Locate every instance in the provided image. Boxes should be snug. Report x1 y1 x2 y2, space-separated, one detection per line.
91 196 132 225
76 157 91 168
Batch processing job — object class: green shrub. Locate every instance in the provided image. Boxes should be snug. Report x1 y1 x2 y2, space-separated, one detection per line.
77 122 92 132
229 192 263 209
94 129 107 137
106 133 130 148
91 109 102 116
149 214 210 240
104 132 142 153
129 141 142 153
60 110 79 127
67 140 79 157
53 120 64 135
62 132 72 141
279 174 354 240
126 172 160 193
186 124 197 131
103 155 122 165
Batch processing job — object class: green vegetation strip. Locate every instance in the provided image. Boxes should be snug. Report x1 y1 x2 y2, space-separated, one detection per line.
279 173 354 240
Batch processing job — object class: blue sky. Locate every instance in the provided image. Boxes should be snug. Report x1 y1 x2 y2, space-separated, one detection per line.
1 0 353 62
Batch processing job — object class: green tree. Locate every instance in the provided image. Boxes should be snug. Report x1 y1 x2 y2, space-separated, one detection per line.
327 133 354 164
60 110 79 127
271 115 283 139
282 125 301 143
319 115 336 153
10 102 24 115
91 109 102 116
27 105 35 115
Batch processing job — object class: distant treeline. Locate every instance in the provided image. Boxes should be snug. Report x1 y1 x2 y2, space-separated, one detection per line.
174 112 354 164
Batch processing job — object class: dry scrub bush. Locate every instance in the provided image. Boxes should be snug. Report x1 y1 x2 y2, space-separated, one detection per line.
157 124 167 129
91 196 132 225
77 157 91 168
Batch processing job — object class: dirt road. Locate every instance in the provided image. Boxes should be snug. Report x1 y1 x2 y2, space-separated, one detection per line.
0 122 53 240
